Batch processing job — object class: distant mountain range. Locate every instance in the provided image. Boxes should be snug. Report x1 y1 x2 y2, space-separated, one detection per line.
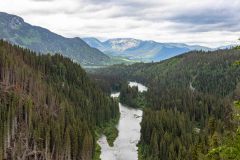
0 12 225 65
0 12 110 66
83 38 212 62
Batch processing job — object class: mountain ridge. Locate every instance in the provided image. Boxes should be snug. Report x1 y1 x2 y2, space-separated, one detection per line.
83 37 212 62
0 12 110 66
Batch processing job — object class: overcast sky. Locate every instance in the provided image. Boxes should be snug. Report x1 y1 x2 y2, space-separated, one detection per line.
0 0 240 47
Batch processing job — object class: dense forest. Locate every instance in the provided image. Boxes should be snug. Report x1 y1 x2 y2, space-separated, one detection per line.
0 40 119 160
119 81 146 108
1 37 240 160
91 48 240 160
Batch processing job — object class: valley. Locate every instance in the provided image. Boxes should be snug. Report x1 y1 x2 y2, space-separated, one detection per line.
98 82 147 160
0 12 216 67
0 1 240 159
91 47 240 160
1 35 240 160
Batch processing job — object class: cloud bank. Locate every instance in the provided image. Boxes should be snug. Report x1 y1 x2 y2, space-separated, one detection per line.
0 0 239 47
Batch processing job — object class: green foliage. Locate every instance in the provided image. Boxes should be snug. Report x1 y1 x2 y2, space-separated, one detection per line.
0 40 119 159
92 48 240 160
234 46 240 50
233 60 240 66
93 143 101 160
96 117 119 147
207 100 240 160
139 109 194 160
234 100 240 108
95 49 240 97
119 81 147 108
102 124 118 147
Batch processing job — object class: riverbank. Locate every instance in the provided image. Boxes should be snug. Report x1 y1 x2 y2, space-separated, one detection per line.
96 117 119 146
97 82 148 160
120 81 148 109
94 116 120 160
94 92 120 160
120 91 147 109
98 103 143 160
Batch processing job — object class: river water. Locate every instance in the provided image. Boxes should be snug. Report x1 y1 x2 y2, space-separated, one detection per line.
97 82 147 160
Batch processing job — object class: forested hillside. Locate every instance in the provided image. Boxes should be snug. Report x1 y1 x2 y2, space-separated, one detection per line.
0 40 119 160
0 12 111 66
93 49 240 96
91 49 240 159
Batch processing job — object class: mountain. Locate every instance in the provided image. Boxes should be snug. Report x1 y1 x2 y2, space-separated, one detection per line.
0 12 110 66
0 40 119 159
83 37 211 62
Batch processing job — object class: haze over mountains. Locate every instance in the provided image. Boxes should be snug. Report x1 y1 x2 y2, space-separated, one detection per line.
0 11 233 66
83 37 211 62
0 11 215 66
0 12 110 66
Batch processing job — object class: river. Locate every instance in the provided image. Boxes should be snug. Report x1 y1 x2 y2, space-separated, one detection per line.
97 82 147 160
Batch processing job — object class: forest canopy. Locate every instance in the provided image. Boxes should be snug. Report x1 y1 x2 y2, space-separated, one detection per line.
0 40 119 160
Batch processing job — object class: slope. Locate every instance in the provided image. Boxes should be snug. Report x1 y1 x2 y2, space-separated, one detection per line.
0 40 119 160
91 48 240 160
0 12 110 66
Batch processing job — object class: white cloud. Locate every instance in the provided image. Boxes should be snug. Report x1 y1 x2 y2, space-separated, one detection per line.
0 0 239 47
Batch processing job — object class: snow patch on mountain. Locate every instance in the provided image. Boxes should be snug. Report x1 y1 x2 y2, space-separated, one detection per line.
83 37 213 62
106 38 141 52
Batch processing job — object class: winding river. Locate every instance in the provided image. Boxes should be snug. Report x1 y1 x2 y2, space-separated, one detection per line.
98 82 148 160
